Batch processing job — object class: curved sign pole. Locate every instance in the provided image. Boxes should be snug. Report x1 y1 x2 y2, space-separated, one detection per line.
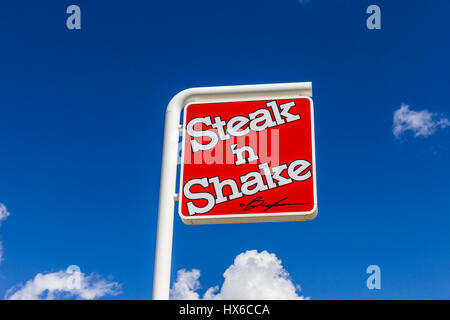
152 82 313 300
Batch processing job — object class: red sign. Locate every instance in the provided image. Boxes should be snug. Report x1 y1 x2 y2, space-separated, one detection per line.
179 97 317 224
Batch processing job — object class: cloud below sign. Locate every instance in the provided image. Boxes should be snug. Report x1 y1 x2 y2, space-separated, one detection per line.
170 250 307 300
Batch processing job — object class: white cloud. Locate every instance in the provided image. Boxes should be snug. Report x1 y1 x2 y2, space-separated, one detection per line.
393 104 450 138
0 202 10 264
170 268 201 300
1 203 120 300
170 250 307 300
5 268 121 300
0 202 10 223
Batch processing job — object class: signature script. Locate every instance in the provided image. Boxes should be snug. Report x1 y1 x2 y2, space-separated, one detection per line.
239 196 309 212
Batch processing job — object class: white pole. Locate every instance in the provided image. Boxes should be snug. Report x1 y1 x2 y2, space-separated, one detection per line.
152 109 179 300
152 82 312 300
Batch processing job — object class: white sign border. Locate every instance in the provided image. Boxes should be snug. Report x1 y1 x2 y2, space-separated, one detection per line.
178 96 317 225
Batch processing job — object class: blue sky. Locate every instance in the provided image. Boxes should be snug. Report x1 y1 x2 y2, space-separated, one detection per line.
0 0 449 299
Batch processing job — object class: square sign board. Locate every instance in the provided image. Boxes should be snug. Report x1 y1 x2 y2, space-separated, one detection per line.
179 97 317 224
